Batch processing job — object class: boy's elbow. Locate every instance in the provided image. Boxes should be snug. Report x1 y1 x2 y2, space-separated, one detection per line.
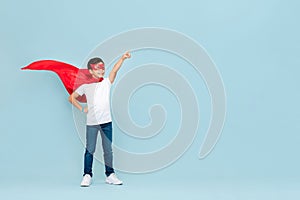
68 95 73 103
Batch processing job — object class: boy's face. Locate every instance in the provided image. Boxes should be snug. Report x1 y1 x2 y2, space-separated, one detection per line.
89 62 105 78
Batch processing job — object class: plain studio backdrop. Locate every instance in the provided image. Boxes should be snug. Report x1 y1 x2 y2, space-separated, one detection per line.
0 0 299 200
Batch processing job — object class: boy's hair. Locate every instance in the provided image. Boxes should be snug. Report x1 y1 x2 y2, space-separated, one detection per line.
87 57 104 70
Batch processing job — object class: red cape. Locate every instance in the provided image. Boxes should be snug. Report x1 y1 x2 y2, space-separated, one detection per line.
21 60 102 102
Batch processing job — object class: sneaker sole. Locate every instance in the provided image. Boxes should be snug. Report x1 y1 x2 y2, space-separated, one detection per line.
81 185 90 187
105 181 123 185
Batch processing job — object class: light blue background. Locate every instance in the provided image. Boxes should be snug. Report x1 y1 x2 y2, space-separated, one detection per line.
1 0 299 199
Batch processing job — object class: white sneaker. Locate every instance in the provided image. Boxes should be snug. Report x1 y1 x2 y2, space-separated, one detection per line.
80 174 92 187
105 173 123 185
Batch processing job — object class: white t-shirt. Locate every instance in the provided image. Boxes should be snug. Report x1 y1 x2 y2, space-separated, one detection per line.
75 78 112 125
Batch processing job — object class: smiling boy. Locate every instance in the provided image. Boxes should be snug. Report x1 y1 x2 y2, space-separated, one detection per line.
68 51 131 187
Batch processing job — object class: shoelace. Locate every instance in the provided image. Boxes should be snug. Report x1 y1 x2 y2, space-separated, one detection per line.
110 174 117 180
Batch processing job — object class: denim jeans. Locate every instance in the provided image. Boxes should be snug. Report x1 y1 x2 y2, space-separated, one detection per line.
83 122 114 177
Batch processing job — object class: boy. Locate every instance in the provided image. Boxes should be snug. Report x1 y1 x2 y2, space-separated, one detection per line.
68 51 131 186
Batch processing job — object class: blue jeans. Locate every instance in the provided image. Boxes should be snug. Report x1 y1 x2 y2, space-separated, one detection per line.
84 122 114 177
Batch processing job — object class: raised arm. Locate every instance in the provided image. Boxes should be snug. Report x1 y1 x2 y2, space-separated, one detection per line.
109 51 131 84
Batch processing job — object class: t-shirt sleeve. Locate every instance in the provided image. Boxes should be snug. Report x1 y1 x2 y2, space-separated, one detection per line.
105 78 112 87
75 85 85 96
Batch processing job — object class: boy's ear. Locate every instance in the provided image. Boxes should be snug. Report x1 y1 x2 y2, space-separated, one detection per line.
88 69 93 74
